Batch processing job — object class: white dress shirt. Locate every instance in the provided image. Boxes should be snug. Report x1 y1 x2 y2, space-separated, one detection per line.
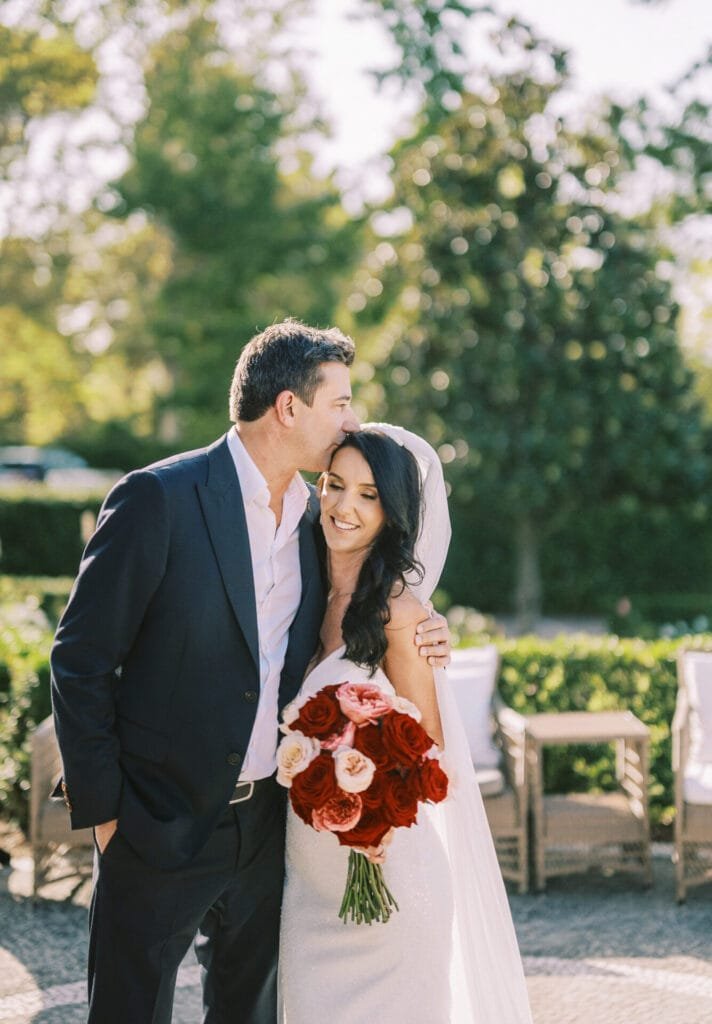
226 427 310 781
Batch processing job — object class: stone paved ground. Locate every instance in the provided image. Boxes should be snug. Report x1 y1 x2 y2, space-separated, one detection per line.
1 837 711 1024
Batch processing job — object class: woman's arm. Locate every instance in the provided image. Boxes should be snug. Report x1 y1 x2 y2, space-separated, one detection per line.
384 591 444 749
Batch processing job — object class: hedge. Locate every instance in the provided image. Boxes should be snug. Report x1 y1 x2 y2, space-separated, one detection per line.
444 495 712 616
0 487 103 576
0 603 53 830
493 634 697 830
0 575 73 627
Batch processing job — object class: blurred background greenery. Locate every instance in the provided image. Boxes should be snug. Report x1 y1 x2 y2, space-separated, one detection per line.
0 0 711 634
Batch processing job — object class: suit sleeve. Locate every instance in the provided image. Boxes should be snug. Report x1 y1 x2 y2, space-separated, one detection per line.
50 469 169 829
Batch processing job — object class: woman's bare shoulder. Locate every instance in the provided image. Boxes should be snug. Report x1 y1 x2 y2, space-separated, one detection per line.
385 588 429 632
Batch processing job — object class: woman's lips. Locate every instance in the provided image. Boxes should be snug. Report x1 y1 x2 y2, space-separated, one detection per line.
331 517 358 532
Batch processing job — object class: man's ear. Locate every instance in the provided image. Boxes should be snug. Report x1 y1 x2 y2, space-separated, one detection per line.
274 389 297 427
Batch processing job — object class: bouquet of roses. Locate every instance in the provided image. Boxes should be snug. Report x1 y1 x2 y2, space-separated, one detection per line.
276 680 449 925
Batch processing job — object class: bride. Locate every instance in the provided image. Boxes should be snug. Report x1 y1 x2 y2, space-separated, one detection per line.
279 425 533 1023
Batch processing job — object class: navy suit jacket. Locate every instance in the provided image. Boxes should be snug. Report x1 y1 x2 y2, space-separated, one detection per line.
51 434 326 869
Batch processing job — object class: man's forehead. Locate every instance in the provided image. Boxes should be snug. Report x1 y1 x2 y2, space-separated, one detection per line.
317 361 351 398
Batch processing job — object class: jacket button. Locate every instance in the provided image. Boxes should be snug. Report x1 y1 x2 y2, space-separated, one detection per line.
243 690 258 703
227 752 242 766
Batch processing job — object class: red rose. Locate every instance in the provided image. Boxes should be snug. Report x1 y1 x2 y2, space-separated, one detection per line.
293 691 346 740
352 723 391 770
417 758 449 804
338 805 392 848
359 768 389 810
381 711 433 766
290 787 313 825
382 773 419 828
290 753 338 818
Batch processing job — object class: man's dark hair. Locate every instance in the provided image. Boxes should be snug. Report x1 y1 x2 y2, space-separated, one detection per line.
229 319 355 422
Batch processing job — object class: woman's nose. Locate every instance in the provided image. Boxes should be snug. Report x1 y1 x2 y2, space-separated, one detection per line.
334 490 354 515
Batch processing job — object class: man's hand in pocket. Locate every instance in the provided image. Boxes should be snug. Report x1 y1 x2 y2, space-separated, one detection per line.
94 819 118 854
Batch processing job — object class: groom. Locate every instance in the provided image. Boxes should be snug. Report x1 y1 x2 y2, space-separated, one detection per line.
51 320 450 1024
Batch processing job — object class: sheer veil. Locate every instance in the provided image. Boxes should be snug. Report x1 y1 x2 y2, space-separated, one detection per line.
365 423 533 1024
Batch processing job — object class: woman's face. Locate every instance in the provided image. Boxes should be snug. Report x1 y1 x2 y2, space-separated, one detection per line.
320 446 386 555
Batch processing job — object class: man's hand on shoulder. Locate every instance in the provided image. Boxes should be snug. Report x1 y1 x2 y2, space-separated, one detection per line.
414 601 451 668
94 819 118 854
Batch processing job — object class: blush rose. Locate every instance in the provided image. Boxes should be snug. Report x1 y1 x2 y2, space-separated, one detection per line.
312 791 363 833
276 731 320 787
333 748 376 794
336 682 393 725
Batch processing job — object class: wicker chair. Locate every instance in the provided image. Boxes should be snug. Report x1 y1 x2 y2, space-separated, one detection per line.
30 715 92 897
449 645 529 893
673 649 712 902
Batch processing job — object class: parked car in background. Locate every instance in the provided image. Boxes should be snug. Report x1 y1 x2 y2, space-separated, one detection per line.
0 446 122 491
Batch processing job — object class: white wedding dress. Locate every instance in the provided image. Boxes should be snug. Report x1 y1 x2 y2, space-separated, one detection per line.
279 426 533 1024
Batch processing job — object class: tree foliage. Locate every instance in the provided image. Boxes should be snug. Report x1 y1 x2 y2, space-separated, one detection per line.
111 13 356 443
350 8 711 624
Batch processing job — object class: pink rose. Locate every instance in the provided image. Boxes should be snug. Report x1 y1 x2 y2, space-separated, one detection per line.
312 792 363 833
336 682 393 725
320 720 357 752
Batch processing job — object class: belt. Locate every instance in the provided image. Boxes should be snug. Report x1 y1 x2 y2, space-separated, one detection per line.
229 781 255 805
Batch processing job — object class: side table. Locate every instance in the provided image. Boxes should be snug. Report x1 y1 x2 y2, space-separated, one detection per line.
526 710 652 891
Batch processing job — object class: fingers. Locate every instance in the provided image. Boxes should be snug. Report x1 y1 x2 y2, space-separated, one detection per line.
416 611 451 668
428 651 451 668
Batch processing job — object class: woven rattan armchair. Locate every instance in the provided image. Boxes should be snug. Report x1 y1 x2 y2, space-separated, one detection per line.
30 715 92 896
449 646 529 893
673 650 712 902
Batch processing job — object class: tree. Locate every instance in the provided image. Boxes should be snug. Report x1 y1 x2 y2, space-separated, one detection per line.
110 12 357 444
348 8 711 627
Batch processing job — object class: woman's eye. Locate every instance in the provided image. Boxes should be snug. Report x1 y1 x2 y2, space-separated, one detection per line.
327 481 343 491
361 492 377 501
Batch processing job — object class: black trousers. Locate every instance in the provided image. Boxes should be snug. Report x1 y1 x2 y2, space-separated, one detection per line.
87 779 286 1024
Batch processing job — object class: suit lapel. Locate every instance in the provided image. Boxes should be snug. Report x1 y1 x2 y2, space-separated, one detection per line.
197 436 260 673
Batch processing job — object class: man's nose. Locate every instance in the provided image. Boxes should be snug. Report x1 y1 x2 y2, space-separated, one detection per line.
343 409 360 433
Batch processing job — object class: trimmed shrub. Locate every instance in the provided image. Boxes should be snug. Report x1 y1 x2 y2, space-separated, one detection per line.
0 575 73 627
0 602 54 831
492 634 712 829
0 488 102 575
444 497 712 616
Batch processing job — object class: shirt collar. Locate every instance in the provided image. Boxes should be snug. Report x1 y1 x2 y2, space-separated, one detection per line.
227 427 309 518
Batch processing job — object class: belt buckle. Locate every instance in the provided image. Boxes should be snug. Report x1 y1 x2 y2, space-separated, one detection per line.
229 781 255 805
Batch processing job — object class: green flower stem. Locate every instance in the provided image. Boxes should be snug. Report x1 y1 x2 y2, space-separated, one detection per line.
338 850 399 925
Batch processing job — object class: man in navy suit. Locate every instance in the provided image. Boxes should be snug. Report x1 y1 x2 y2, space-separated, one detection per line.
51 320 450 1024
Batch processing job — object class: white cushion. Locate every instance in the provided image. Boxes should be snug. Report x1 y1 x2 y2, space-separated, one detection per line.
449 645 501 769
684 653 712 763
475 766 506 798
684 761 712 805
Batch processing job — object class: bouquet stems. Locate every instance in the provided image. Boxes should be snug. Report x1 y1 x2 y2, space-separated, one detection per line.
338 850 399 925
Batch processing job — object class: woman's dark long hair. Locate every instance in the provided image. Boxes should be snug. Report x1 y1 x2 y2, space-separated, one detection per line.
329 431 423 674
